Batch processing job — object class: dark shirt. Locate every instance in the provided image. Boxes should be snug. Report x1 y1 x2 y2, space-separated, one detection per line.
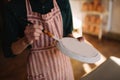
2 0 73 57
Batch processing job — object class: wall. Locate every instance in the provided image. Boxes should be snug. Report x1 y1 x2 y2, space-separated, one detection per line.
70 0 120 33
70 0 83 37
70 0 82 21
111 0 120 34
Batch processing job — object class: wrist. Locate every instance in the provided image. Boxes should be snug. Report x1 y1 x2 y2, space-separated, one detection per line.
22 36 31 46
11 37 31 55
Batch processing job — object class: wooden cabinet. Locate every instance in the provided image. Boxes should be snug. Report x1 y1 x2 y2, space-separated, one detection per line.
81 0 108 39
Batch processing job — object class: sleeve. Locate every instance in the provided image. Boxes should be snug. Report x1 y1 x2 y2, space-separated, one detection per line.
59 0 73 37
2 5 20 57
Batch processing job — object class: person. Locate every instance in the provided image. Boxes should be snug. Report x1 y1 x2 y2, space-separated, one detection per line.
2 0 81 80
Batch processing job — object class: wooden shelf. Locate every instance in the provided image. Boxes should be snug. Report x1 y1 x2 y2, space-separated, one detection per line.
83 30 99 36
81 0 109 39
82 22 101 27
81 11 108 16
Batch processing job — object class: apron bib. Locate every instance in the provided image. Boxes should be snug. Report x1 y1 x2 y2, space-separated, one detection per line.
26 0 74 80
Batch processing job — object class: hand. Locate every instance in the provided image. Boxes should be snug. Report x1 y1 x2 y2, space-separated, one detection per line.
24 24 43 44
77 37 85 41
67 34 85 41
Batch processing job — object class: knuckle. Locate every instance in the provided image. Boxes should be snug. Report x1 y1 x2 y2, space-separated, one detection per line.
33 32 36 36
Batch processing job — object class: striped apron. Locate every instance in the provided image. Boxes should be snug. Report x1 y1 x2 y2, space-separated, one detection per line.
26 0 74 80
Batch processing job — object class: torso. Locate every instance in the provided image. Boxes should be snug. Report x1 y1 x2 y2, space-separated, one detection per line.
26 0 74 80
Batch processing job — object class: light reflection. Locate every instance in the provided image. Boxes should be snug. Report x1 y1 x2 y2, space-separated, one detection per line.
72 17 83 38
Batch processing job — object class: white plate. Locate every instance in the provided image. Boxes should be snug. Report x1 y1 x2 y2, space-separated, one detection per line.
57 37 101 63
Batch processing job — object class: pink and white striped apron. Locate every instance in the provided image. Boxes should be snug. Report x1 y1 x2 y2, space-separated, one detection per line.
26 0 74 80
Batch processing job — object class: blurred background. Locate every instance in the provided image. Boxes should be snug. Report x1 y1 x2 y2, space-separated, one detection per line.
0 0 120 80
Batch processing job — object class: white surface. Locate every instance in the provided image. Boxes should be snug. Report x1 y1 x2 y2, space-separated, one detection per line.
81 56 120 80
110 56 120 66
57 37 101 63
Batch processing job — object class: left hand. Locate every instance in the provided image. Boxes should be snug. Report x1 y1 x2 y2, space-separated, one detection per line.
67 34 85 41
77 37 85 41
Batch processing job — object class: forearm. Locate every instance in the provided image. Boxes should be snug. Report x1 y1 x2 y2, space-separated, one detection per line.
11 37 30 55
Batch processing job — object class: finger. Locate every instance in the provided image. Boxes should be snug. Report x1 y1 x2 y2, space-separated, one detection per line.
38 24 43 30
30 28 43 34
31 36 39 41
33 32 41 37
34 24 43 30
35 28 43 34
77 37 85 41
34 37 39 40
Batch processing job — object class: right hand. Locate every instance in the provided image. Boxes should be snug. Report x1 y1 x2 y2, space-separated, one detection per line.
24 24 43 44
